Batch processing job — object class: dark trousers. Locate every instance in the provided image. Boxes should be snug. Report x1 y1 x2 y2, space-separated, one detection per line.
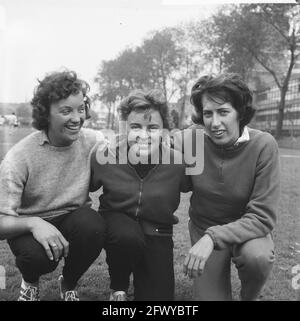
104 212 174 301
8 207 106 288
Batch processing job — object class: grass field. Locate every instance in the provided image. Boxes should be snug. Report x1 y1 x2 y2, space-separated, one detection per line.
0 126 299 301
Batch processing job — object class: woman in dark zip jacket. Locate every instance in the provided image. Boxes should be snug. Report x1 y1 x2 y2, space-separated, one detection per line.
90 89 191 301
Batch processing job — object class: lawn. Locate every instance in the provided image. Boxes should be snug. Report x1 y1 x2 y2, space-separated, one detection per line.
0 126 299 301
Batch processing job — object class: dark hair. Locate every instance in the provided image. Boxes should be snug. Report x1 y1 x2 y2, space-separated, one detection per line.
190 73 255 132
118 89 170 129
31 70 91 131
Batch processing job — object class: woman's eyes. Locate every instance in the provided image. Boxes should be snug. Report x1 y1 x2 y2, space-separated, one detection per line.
130 125 160 131
148 126 160 131
61 110 71 115
130 125 141 130
203 110 229 117
220 110 229 115
203 112 212 118
60 107 85 115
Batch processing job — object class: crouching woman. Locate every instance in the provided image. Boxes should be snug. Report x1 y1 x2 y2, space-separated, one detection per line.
184 73 280 301
0 70 106 301
90 90 191 301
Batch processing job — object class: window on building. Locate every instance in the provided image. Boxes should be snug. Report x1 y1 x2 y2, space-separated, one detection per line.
257 92 267 102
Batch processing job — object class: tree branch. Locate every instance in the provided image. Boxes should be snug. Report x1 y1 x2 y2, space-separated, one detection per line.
248 47 282 89
295 52 300 60
261 6 290 43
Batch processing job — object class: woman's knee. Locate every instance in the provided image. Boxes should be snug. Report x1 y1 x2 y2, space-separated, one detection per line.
235 247 275 281
105 214 145 251
67 208 107 244
9 235 59 275
16 247 59 275
114 229 145 250
84 215 106 243
106 222 145 255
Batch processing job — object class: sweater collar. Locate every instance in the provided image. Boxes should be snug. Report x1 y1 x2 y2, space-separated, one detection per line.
39 131 51 146
38 130 80 150
234 126 250 146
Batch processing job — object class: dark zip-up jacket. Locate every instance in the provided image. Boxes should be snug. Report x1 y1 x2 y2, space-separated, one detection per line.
90 141 191 228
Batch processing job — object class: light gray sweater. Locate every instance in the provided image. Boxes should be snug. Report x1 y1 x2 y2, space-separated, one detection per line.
0 128 104 220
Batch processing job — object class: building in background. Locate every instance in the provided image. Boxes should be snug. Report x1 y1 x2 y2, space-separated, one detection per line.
253 73 300 137
170 71 300 137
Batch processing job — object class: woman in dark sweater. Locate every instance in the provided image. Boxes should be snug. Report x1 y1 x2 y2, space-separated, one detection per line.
183 73 280 300
90 90 191 301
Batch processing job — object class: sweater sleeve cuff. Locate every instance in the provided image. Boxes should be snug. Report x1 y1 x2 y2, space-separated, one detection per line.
204 229 219 250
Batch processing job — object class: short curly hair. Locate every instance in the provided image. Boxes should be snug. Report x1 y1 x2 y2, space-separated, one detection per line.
31 70 91 131
190 73 256 131
118 89 170 129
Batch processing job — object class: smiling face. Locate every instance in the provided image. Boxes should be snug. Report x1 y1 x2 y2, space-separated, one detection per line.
202 93 240 146
47 92 86 147
127 108 163 160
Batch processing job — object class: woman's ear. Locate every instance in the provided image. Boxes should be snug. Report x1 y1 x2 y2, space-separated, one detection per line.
238 109 244 121
85 106 91 119
84 95 91 119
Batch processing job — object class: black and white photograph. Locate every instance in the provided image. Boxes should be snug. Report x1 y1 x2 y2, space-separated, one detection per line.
0 0 299 307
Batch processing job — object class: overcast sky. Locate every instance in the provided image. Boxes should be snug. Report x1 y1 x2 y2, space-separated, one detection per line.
0 0 295 103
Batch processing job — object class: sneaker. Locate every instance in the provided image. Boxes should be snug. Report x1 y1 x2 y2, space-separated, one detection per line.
18 279 40 301
109 291 127 301
58 275 79 301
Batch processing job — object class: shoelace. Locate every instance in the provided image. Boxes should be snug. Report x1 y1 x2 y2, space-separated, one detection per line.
113 293 126 301
115 294 125 301
19 286 39 301
64 291 79 301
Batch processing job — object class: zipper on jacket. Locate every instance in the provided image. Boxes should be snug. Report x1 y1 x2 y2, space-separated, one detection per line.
127 163 159 220
135 179 143 219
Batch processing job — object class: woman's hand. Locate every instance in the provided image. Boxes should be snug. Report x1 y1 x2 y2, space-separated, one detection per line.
183 234 214 278
28 217 69 262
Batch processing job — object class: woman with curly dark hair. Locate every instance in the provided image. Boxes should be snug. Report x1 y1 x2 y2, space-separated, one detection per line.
0 70 106 301
183 73 280 300
31 70 91 141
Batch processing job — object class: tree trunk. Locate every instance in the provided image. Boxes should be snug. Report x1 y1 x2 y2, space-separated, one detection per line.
162 76 167 102
276 83 289 138
179 92 187 129
160 61 168 101
275 99 284 138
106 104 112 129
111 104 116 130
275 52 295 138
